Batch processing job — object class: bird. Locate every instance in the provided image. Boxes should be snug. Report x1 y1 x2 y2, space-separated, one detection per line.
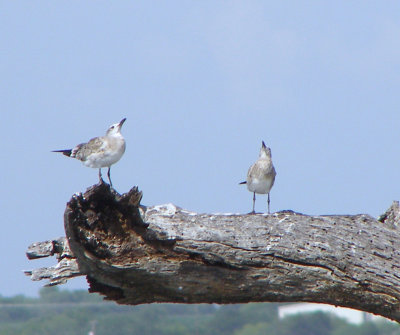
240 141 276 214
52 118 127 187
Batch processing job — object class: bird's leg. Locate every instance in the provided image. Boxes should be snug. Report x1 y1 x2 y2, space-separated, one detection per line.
98 168 104 184
251 192 256 214
107 167 113 187
267 192 271 214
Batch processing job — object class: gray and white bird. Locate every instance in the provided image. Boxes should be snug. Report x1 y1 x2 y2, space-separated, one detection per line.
240 141 276 214
53 118 127 187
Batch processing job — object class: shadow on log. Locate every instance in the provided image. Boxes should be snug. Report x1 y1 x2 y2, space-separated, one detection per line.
26 183 400 321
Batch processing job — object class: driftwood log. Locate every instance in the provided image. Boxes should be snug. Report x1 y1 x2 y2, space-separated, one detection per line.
25 183 400 321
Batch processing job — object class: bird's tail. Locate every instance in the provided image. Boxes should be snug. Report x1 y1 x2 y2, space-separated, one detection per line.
239 181 247 185
52 149 72 157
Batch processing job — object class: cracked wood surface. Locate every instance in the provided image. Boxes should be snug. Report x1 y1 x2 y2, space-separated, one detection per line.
26 183 400 321
25 238 81 286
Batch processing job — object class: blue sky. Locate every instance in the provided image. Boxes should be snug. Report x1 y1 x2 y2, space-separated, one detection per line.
1 1 399 296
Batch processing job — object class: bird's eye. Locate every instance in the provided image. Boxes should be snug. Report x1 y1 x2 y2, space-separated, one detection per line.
110 126 114 129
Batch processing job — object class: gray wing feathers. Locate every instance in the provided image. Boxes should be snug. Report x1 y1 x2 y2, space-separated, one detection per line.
72 137 105 161
247 161 276 180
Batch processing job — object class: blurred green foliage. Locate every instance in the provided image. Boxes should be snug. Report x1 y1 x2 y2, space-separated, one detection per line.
0 287 398 335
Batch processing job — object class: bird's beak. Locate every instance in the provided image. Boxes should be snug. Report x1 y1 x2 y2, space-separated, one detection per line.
262 141 266 148
119 118 127 128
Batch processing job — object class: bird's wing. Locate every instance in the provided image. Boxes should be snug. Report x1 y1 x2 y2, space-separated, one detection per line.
247 162 260 179
268 165 277 188
248 161 276 180
72 137 106 161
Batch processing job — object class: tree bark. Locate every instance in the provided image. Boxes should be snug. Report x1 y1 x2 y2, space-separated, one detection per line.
26 183 400 322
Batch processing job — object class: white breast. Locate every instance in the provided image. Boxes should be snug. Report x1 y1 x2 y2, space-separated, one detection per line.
84 137 126 168
247 176 274 194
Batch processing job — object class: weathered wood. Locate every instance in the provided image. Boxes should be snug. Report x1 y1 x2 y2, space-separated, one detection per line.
25 237 81 286
26 183 400 321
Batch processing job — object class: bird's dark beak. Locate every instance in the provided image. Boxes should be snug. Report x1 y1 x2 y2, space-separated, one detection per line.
119 118 127 127
262 141 266 148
